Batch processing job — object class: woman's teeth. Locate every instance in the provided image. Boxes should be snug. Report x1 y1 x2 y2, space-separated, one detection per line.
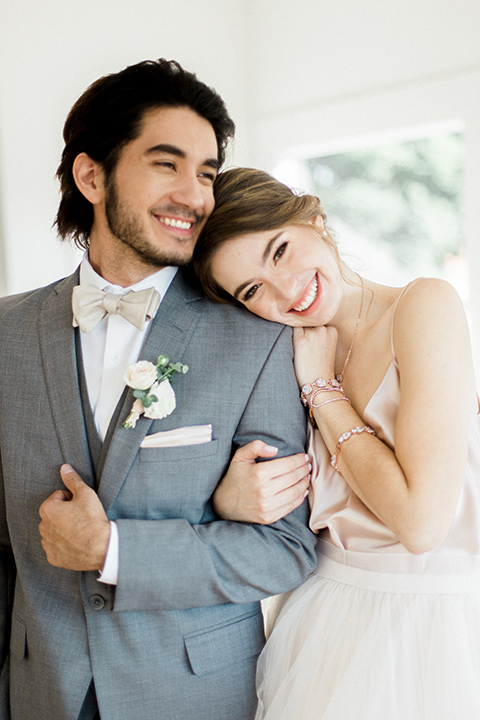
293 276 318 312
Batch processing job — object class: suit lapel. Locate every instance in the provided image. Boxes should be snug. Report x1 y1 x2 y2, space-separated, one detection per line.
38 269 96 487
97 268 204 512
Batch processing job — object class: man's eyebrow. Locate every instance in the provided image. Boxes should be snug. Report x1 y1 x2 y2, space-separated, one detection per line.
233 232 283 299
145 143 219 169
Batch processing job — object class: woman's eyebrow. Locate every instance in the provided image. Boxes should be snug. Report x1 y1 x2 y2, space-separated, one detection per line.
262 232 283 263
233 232 283 299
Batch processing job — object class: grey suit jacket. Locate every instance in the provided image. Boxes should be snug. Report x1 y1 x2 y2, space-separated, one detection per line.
0 266 317 720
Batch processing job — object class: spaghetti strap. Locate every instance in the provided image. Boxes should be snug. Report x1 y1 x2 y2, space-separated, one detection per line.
390 279 423 357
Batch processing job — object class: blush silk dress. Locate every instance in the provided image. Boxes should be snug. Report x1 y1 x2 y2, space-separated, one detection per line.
255 289 480 720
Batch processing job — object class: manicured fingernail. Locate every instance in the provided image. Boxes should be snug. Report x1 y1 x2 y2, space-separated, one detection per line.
265 445 278 453
61 464 74 473
304 489 310 497
308 463 312 471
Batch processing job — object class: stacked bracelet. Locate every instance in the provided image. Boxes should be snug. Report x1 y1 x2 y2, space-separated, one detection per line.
330 425 376 472
300 378 350 427
300 377 343 405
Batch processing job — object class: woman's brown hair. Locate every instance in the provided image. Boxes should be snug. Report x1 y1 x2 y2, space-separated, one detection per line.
193 167 337 305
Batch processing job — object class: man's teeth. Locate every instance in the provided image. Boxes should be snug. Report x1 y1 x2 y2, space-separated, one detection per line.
293 277 318 312
160 217 193 230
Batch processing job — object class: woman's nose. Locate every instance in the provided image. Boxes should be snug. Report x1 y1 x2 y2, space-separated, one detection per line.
274 272 300 304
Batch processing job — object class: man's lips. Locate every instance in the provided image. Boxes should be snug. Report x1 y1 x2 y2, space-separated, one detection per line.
289 274 321 315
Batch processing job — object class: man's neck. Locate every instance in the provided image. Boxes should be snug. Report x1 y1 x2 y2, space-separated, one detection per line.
88 239 166 288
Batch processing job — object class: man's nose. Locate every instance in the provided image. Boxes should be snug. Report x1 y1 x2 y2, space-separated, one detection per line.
170 172 206 212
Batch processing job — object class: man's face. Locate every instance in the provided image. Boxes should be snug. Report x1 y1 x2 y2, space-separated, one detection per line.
103 106 219 269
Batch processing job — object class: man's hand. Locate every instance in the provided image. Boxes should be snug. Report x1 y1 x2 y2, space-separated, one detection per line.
39 464 111 571
213 441 311 525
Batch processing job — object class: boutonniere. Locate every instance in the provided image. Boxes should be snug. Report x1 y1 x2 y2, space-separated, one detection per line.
123 354 189 429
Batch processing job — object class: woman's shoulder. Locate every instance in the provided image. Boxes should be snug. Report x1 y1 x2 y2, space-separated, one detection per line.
393 277 466 327
391 277 471 370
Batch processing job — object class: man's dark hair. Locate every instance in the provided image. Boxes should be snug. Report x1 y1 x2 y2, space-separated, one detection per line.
54 58 235 249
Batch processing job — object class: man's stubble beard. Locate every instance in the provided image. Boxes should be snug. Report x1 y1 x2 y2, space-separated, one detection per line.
104 177 194 269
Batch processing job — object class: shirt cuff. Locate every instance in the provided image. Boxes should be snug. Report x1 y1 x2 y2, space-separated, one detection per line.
97 521 119 585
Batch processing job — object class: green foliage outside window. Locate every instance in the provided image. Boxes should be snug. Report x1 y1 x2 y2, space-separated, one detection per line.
306 134 464 276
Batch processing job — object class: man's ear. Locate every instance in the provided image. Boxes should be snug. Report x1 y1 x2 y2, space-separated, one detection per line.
72 153 105 204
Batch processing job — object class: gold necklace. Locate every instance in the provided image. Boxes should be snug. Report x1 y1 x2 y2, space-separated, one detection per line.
336 279 365 383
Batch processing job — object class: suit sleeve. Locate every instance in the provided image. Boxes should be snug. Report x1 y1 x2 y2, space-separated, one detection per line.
113 326 318 612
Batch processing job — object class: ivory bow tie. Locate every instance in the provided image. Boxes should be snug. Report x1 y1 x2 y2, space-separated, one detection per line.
72 285 161 332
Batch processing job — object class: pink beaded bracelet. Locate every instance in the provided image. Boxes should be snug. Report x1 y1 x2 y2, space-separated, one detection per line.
330 425 376 472
300 378 343 407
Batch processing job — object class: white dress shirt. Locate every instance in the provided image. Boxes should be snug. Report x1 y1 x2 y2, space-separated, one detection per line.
77 254 177 584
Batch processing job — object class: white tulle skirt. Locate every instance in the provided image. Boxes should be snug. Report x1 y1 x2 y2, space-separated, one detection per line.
256 542 480 720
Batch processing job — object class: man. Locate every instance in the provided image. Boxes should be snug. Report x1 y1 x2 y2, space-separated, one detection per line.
0 59 316 720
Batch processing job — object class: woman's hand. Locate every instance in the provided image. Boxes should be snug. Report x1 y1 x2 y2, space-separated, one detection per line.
212 440 311 525
293 325 338 387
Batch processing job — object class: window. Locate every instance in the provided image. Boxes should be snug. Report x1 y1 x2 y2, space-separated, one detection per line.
279 133 466 300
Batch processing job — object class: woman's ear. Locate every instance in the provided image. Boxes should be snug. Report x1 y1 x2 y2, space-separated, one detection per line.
310 215 327 233
72 153 105 204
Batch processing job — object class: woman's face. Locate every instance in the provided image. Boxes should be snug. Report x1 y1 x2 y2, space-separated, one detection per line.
210 221 344 327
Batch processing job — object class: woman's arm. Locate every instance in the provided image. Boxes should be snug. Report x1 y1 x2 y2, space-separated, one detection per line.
296 279 476 554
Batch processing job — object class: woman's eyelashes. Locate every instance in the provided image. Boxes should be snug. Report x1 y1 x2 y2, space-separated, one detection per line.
244 284 260 301
242 242 288 302
273 242 287 263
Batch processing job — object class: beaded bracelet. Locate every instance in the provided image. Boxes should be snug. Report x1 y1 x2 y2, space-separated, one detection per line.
330 425 376 472
300 378 343 407
301 378 349 427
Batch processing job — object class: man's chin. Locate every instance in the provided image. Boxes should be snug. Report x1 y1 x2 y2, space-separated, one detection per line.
126 241 194 270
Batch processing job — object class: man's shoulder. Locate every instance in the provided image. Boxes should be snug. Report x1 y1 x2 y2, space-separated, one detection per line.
0 273 77 321
199 295 291 350
175 266 290 345
202 296 283 329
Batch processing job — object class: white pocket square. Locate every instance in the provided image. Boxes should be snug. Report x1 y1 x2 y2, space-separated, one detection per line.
140 424 212 448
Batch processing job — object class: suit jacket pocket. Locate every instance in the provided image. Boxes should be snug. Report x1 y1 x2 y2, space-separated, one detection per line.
10 613 26 661
184 608 264 676
138 440 218 463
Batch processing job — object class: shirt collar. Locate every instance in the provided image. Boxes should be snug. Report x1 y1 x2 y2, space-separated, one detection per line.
79 253 178 300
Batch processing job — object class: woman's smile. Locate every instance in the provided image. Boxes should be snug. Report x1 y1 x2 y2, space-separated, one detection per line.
289 273 322 315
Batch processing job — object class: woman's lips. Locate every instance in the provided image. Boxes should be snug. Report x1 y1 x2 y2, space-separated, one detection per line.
289 273 321 315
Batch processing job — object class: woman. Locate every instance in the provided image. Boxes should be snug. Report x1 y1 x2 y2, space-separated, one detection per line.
193 167 480 719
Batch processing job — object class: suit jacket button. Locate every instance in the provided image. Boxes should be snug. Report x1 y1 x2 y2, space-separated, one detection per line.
89 594 105 610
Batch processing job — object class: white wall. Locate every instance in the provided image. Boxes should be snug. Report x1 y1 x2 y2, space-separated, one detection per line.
245 0 480 373
246 0 480 124
1 0 479 371
0 0 251 295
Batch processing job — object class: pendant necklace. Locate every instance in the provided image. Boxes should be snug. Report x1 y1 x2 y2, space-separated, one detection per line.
336 278 365 383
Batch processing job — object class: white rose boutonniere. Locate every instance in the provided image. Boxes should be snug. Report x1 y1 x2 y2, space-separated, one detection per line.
123 354 188 429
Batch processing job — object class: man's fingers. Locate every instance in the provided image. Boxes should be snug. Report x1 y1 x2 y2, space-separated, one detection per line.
59 464 88 495
50 489 73 502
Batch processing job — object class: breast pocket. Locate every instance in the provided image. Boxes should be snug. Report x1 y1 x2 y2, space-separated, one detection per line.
128 441 221 521
138 440 219 463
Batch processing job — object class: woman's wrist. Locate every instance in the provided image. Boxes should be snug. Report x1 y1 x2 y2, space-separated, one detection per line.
300 377 350 427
